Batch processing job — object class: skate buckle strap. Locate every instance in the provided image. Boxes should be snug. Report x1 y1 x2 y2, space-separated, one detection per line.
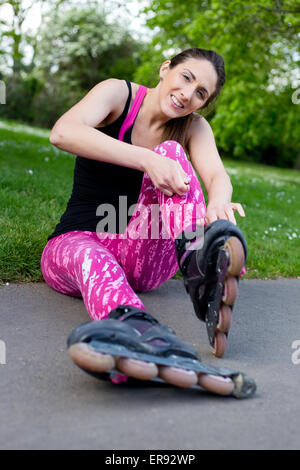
108 306 199 359
108 305 159 325
139 324 199 359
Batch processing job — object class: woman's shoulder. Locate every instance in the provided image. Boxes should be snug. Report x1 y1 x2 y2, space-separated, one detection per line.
186 113 204 136
95 78 141 101
128 80 140 96
186 114 213 150
95 79 141 127
108 78 141 100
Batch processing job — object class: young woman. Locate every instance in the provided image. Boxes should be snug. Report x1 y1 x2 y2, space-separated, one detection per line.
41 48 255 398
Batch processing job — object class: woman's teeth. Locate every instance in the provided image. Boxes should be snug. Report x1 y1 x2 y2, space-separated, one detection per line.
171 95 183 108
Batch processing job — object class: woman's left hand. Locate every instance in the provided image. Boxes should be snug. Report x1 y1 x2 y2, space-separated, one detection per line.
204 202 245 226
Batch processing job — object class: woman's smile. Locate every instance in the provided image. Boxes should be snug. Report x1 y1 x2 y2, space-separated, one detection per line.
170 94 184 109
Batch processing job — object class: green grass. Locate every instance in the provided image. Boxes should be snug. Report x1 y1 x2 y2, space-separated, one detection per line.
0 117 300 284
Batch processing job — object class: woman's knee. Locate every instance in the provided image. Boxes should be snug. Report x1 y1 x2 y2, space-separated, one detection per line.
153 140 198 187
153 140 187 160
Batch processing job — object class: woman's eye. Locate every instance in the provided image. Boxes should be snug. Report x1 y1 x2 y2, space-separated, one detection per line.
182 74 204 99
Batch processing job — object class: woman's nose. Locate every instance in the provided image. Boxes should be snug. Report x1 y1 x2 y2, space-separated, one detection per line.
180 87 193 102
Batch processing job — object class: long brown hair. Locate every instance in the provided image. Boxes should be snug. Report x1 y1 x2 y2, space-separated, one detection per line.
161 48 226 154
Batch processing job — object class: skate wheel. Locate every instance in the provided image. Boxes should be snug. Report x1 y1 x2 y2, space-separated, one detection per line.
198 373 234 395
217 304 232 333
212 332 227 358
68 343 115 372
158 366 198 388
222 276 238 306
224 237 245 276
116 357 158 381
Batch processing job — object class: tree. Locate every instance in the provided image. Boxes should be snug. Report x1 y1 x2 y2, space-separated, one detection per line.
0 1 146 127
136 0 300 167
0 2 146 127
34 5 143 94
0 0 51 75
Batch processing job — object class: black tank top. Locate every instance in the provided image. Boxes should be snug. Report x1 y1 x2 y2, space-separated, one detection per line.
47 80 144 240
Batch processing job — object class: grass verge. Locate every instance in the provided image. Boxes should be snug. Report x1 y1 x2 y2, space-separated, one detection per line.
0 118 299 284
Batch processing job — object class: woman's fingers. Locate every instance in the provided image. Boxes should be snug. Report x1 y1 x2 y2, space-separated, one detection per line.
225 203 245 224
232 203 245 218
176 160 187 178
205 209 222 225
224 206 237 225
164 189 174 197
160 181 188 197
205 214 217 225
205 203 246 225
174 162 190 195
151 159 190 197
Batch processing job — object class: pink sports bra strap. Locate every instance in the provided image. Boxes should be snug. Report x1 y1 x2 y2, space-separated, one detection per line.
118 84 148 142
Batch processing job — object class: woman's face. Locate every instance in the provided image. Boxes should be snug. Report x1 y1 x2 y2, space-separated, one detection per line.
159 57 218 118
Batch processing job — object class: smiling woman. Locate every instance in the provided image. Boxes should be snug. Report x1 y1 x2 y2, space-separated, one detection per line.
160 48 225 153
41 47 255 398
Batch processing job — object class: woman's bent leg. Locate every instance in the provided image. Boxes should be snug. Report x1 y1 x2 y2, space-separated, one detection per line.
152 140 206 240
121 140 206 292
41 231 146 320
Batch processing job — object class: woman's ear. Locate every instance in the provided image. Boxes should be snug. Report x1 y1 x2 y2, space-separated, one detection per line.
159 60 171 79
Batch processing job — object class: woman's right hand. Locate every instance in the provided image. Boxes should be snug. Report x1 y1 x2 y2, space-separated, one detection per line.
143 151 190 197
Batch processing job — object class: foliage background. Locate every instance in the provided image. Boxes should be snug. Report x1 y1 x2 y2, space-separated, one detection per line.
0 0 299 168
0 1 300 283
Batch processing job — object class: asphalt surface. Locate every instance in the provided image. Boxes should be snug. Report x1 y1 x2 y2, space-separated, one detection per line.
0 278 299 450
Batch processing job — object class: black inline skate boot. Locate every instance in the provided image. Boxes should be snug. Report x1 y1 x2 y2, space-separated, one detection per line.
175 219 247 357
67 304 256 398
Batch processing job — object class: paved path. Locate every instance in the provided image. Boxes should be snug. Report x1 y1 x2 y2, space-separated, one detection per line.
0 279 299 450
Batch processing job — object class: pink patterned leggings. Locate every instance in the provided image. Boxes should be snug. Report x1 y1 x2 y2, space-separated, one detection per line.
41 141 207 320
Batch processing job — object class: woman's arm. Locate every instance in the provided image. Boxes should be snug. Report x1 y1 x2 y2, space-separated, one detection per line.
50 78 191 197
187 116 245 225
49 78 154 172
